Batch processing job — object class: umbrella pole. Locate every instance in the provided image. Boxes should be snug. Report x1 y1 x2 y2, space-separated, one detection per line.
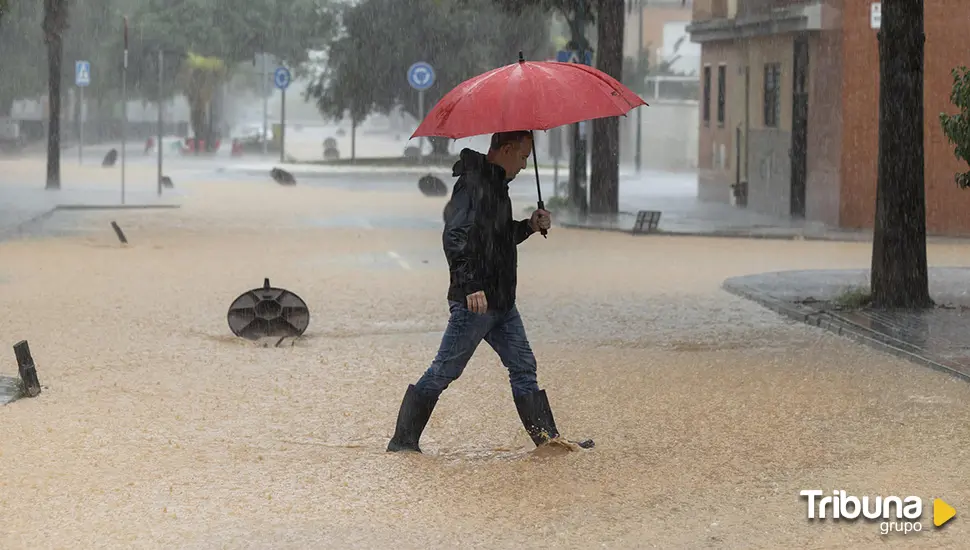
530 130 547 239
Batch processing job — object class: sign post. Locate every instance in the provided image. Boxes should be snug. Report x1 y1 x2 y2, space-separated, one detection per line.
157 50 164 196
260 53 269 155
274 66 291 163
121 16 129 205
74 60 90 164
407 61 435 156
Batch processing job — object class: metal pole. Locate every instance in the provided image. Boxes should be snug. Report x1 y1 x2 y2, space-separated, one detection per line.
553 161 559 195
157 49 164 196
279 88 286 163
78 87 83 165
635 0 643 173
121 17 128 205
418 90 424 156
261 54 268 156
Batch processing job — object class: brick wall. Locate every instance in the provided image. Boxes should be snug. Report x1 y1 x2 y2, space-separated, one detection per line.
839 0 970 235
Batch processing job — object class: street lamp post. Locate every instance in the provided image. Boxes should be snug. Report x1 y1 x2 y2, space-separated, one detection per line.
635 0 644 173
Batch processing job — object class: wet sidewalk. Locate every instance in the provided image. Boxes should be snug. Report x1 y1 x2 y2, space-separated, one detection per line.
543 170 875 241
0 174 182 241
723 267 970 381
556 203 873 241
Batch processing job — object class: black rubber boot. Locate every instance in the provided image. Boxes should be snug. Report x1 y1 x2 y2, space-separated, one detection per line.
386 384 438 453
514 389 594 449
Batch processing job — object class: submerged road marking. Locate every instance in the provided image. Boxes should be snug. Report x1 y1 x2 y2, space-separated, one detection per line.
387 251 411 270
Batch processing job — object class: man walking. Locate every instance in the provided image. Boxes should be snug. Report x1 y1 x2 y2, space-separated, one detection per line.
387 131 593 453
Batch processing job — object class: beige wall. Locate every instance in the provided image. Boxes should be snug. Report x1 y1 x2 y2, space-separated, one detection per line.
744 35 794 133
696 33 802 210
693 0 729 21
626 5 694 68
697 41 741 202
741 35 796 218
619 100 699 171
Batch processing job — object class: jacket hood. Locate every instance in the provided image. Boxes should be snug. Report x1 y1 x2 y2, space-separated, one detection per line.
452 148 508 182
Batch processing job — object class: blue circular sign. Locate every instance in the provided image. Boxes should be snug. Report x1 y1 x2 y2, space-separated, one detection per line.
274 67 291 90
407 62 435 91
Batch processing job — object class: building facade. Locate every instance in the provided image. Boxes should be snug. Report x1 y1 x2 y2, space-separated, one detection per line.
687 0 970 235
625 0 697 71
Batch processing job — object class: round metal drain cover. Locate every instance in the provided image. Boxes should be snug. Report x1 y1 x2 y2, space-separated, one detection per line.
228 278 310 340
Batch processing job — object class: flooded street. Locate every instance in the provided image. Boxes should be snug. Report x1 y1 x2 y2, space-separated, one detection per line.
1 176 970 548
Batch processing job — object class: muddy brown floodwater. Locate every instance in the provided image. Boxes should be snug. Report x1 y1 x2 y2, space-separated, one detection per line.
1 176 969 549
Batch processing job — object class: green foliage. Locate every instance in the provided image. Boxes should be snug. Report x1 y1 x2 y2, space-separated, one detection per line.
123 0 335 65
491 0 596 49
0 0 46 114
102 0 337 100
178 52 228 139
833 287 872 310
59 0 121 99
308 0 551 128
2 0 336 112
940 66 970 189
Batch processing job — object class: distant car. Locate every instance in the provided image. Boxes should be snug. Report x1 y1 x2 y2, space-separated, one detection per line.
237 124 273 142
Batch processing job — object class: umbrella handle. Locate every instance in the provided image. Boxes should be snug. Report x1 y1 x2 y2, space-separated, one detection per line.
537 200 547 238
531 131 547 239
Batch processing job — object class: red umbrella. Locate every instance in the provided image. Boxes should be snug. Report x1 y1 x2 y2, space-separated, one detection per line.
412 54 647 139
412 53 647 237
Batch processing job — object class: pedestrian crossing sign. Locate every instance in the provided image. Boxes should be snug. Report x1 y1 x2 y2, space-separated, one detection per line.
556 50 593 65
75 61 91 87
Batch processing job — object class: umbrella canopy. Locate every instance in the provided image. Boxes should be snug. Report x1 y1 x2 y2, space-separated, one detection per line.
411 55 648 140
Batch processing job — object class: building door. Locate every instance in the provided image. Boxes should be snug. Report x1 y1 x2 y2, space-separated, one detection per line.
790 35 809 218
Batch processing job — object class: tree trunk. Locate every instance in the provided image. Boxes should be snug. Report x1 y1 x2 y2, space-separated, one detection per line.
43 0 66 190
566 4 591 215
589 0 623 214
189 103 206 155
351 116 357 161
870 0 932 308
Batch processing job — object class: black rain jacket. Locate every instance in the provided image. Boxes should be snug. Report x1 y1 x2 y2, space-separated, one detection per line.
442 148 536 312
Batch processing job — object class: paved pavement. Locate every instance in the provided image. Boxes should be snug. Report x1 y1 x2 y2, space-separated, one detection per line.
723 267 970 382
0 376 20 406
0 162 184 241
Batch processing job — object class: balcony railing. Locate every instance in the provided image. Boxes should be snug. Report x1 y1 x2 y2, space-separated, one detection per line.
694 0 817 21
737 0 816 17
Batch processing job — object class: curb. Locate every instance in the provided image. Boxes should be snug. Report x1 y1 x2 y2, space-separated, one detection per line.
722 279 970 384
54 204 181 211
557 221 874 242
221 164 569 179
0 203 181 241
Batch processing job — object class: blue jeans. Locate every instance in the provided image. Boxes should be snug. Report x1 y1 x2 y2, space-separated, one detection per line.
414 301 540 399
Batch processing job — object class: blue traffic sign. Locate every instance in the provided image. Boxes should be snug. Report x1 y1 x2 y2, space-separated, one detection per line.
407 62 435 91
274 67 291 90
557 50 593 65
75 60 91 87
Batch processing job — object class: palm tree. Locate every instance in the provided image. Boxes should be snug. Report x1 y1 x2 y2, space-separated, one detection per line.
177 53 227 154
42 0 68 189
